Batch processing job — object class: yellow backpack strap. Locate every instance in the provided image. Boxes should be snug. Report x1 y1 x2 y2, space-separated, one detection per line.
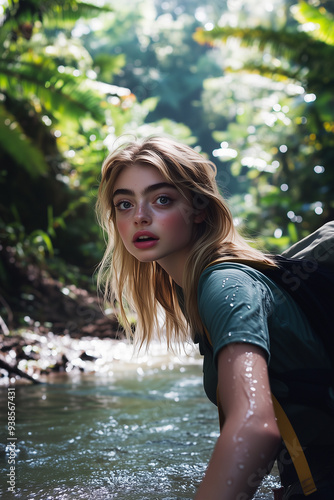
202 293 317 497
271 395 317 496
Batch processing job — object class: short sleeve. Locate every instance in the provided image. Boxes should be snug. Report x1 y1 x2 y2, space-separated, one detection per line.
198 266 272 366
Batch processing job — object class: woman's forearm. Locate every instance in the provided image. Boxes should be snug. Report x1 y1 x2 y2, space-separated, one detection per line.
194 415 281 500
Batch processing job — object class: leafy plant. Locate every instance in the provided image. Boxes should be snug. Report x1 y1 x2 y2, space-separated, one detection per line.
193 0 334 248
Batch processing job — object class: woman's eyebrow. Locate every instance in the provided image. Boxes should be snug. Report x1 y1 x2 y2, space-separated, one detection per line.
112 182 177 199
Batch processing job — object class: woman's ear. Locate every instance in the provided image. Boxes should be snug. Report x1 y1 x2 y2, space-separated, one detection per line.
191 192 209 224
194 210 206 224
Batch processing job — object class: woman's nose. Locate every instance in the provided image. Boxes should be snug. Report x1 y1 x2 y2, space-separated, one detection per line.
133 203 152 225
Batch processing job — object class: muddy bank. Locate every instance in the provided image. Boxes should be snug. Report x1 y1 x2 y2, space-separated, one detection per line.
0 329 123 385
0 249 128 384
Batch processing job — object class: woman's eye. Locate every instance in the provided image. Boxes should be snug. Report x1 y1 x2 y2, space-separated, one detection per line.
156 196 171 206
115 200 132 210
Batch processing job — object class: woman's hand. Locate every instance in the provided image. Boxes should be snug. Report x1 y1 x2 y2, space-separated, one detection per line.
194 343 281 500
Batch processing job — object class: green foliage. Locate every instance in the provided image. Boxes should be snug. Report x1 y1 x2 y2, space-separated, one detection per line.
194 22 334 91
0 53 106 123
81 0 223 154
2 0 334 322
292 1 334 45
193 0 334 250
93 53 125 82
0 103 49 176
0 0 200 312
0 0 134 289
2 0 113 31
0 219 54 267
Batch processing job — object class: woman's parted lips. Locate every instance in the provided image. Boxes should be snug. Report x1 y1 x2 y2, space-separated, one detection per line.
132 231 159 242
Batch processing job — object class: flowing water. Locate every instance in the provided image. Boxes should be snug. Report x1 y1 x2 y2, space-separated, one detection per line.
0 339 280 499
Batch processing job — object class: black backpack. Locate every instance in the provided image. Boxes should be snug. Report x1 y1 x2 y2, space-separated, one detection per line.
201 223 334 496
259 254 334 373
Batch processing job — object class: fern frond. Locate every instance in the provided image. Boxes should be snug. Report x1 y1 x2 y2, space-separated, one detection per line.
0 57 106 122
2 0 112 30
194 26 326 57
292 2 334 46
0 104 49 177
194 25 334 87
224 63 302 84
42 1 114 30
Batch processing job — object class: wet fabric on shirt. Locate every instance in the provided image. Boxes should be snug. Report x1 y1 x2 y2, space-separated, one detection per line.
196 262 334 448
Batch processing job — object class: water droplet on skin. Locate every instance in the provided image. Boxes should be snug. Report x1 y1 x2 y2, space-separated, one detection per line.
238 463 245 470
247 305 251 309
226 478 233 486
264 423 268 428
230 303 234 307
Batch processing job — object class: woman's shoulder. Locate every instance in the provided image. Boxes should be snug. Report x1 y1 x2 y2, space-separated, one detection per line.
198 261 274 308
197 261 282 311
197 261 274 361
199 261 270 287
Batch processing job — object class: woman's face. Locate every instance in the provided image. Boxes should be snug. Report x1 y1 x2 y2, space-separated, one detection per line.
112 163 203 272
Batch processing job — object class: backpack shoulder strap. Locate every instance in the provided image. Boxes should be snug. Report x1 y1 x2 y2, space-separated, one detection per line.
271 394 317 496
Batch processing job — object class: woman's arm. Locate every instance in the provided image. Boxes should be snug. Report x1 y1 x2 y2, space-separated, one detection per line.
194 343 281 500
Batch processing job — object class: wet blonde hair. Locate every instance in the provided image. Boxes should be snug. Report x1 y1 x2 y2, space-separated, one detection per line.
96 136 275 347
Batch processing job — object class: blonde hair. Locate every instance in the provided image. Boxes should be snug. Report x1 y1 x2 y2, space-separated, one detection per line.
96 136 275 348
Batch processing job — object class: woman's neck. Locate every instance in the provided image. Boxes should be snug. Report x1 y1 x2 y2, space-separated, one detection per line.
157 253 188 287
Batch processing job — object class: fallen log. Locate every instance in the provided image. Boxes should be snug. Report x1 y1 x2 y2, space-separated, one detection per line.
0 357 42 384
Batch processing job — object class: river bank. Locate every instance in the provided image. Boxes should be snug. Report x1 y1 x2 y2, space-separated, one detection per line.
0 328 203 386
0 249 133 384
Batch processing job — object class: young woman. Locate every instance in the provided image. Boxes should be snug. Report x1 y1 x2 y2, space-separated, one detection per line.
96 136 334 500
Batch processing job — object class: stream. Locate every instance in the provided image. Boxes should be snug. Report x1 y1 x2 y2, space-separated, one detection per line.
0 339 280 499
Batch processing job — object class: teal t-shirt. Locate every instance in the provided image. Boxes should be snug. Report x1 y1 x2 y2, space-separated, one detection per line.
196 262 334 447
